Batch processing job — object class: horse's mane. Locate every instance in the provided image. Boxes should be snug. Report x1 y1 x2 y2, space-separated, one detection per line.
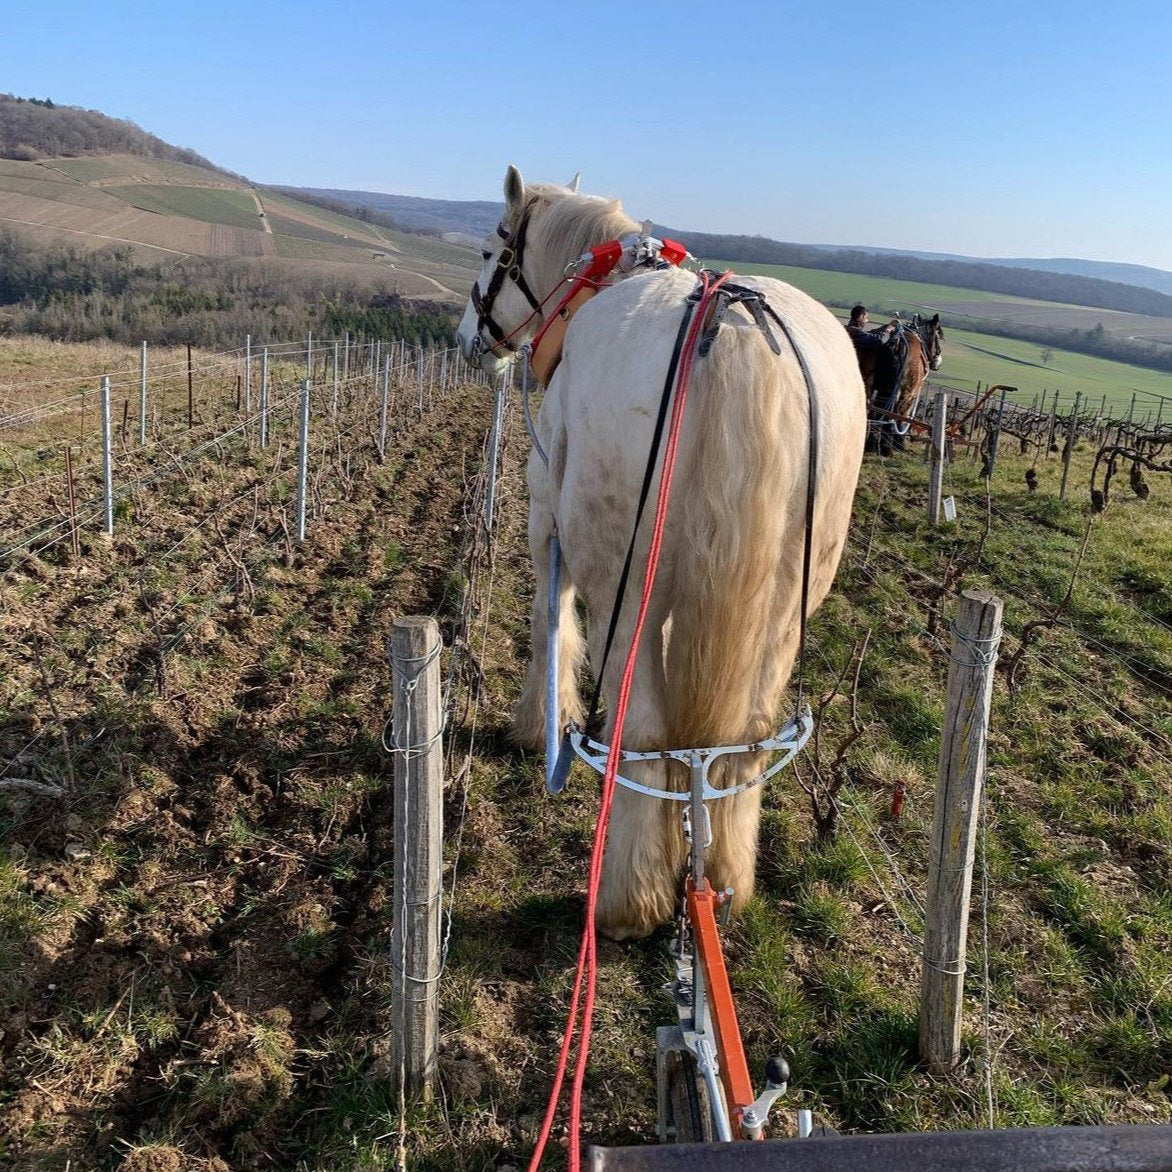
527 184 639 286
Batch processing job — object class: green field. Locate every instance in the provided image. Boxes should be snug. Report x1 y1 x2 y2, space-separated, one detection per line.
110 183 262 229
271 233 384 262
932 328 1172 413
264 211 359 244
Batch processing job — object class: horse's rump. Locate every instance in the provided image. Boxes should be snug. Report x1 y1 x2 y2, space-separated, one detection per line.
550 267 865 752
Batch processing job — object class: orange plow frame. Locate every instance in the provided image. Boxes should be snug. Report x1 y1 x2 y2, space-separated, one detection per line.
686 878 758 1139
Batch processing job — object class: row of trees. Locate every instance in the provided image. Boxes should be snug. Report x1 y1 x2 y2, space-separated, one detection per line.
0 230 457 350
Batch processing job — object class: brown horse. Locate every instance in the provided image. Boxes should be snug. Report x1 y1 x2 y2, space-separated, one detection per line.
858 314 943 452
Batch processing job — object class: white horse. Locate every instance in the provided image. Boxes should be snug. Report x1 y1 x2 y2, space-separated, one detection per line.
458 166 866 940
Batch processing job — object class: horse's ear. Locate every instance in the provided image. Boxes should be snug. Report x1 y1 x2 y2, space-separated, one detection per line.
567 172 581 193
931 313 940 325
503 165 525 214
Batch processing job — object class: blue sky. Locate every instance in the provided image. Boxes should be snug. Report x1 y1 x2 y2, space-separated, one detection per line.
6 0 1172 269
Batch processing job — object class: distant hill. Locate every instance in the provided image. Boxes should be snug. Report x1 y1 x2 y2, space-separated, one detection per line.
0 97 482 349
984 256 1172 299
649 227 1172 319
0 93 225 172
296 188 501 239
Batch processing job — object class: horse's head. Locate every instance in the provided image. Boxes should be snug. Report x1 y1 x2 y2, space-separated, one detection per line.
923 314 942 368
912 312 945 370
457 165 636 375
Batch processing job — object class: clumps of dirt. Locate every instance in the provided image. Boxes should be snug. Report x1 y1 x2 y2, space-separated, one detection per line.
167 995 296 1137
121 1146 231 1172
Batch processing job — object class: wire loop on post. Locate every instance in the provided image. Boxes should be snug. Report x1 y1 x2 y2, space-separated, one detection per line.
948 622 1002 668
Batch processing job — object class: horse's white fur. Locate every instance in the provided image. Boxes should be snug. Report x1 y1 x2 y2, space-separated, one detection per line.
458 167 867 940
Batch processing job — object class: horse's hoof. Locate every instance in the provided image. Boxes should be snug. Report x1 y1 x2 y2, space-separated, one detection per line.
596 918 655 942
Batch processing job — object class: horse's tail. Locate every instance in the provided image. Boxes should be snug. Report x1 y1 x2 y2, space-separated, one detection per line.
663 321 808 752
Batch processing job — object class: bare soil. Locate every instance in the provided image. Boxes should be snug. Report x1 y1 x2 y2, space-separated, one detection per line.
0 368 506 1169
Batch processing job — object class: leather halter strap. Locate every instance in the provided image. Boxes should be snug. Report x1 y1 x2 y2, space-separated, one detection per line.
471 201 545 355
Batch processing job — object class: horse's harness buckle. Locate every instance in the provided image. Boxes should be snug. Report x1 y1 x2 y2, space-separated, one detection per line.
693 279 784 358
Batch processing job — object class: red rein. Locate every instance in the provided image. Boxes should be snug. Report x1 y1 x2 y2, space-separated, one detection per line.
528 269 732 1172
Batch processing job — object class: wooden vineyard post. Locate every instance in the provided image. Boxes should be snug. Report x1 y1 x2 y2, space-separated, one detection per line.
64 446 80 557
929 392 947 525
295 379 310 543
1059 391 1081 501
984 386 1008 480
920 589 1003 1073
389 616 444 1102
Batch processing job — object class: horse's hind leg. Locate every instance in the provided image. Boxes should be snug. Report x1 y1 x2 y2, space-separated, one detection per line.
513 517 586 752
705 779 764 917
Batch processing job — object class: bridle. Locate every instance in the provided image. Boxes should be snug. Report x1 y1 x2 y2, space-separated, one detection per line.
469 199 546 361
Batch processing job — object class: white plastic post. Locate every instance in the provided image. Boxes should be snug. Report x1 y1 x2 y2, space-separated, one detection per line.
379 354 391 459
295 379 310 542
929 393 947 524
100 376 114 535
260 347 270 449
332 340 340 419
138 341 148 446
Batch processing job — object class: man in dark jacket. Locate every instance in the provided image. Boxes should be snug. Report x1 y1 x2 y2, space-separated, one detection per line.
845 304 897 350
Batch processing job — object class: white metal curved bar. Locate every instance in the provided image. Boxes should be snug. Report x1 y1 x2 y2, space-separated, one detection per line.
567 708 814 801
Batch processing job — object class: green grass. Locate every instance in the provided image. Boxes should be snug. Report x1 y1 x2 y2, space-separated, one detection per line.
109 183 262 229
271 234 381 262
264 212 355 244
260 190 387 244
